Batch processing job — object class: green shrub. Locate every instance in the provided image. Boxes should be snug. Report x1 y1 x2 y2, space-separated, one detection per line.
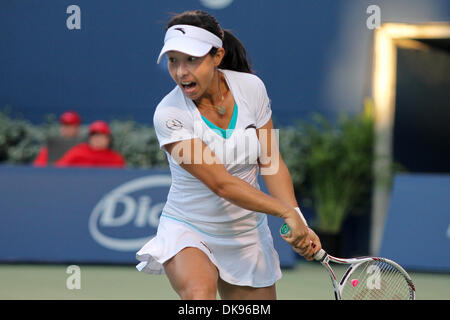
278 124 313 206
299 104 375 234
0 110 50 164
109 120 168 168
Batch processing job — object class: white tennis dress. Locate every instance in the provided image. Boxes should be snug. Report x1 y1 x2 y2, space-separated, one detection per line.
136 69 282 287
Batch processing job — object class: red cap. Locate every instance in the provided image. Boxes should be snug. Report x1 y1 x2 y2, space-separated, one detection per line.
60 111 81 125
89 120 111 135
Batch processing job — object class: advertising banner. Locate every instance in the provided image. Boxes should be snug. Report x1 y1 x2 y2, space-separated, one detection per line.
379 174 450 272
0 166 295 267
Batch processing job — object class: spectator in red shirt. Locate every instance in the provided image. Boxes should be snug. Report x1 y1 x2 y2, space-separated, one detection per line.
33 111 83 166
55 120 126 168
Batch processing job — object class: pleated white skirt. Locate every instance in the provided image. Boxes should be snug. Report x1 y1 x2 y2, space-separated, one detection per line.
136 215 282 288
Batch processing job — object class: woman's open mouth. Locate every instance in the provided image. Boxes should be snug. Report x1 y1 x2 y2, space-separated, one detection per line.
181 81 197 95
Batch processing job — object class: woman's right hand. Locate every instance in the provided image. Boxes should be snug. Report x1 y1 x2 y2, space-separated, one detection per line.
281 209 309 246
281 209 321 260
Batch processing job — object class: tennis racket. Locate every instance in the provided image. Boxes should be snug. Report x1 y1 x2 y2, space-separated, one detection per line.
280 223 416 300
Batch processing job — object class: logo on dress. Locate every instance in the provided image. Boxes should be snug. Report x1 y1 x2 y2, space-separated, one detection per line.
166 119 184 130
174 27 185 34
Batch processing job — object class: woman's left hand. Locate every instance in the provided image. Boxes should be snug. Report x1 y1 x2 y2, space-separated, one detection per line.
292 228 322 261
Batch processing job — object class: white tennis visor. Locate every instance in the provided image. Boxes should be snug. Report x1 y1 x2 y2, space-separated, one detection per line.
157 24 223 64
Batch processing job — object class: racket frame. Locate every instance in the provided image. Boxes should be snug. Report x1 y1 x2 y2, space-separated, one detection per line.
314 249 416 300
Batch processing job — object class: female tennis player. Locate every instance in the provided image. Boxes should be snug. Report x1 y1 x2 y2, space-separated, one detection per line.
136 10 321 300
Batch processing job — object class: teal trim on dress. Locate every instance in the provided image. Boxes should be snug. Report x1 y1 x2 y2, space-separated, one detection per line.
201 102 238 139
160 213 266 238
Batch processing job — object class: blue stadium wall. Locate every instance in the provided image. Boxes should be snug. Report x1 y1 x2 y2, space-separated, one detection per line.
1 0 449 126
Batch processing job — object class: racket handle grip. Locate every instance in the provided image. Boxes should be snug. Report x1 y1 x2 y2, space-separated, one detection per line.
313 249 326 261
281 223 325 261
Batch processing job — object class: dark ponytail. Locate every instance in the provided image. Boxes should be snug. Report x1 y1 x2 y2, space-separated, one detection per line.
218 29 252 73
166 10 253 74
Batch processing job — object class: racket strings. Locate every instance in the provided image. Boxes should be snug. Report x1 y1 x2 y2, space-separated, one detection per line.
341 260 412 300
360 261 409 299
364 261 409 300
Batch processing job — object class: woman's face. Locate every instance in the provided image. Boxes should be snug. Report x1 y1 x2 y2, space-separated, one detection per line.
166 49 224 101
